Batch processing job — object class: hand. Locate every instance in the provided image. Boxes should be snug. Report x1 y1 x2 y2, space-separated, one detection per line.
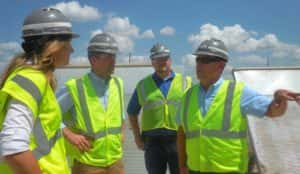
267 89 300 117
63 128 92 152
274 89 300 104
134 136 144 150
179 166 189 174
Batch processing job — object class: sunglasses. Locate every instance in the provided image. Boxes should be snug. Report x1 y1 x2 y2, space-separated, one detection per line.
196 56 225 64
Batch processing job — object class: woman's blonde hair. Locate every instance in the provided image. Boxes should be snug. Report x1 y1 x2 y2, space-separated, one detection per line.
0 38 70 89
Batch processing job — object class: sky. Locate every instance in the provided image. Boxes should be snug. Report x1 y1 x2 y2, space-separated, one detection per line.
1 0 300 71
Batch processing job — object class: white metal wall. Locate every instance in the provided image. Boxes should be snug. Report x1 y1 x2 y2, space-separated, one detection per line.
233 67 300 174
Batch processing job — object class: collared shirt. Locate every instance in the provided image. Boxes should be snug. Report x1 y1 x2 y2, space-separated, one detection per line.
127 71 177 136
177 77 272 125
56 71 125 120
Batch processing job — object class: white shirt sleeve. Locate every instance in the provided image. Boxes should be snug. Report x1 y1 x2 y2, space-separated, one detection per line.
0 99 34 156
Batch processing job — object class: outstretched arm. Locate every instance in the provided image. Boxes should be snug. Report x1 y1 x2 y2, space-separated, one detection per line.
266 89 300 117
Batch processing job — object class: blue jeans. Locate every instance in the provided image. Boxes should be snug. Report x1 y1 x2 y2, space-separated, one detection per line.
144 136 179 174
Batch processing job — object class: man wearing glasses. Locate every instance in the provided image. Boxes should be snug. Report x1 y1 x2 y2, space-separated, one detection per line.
127 43 192 174
177 38 300 174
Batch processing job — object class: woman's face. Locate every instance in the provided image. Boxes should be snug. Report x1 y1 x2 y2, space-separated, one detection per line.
54 41 73 66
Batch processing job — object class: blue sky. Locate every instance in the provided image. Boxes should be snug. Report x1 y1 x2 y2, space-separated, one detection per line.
1 0 300 69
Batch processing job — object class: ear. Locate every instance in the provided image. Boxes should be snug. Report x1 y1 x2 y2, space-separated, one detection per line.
217 61 226 71
89 56 97 65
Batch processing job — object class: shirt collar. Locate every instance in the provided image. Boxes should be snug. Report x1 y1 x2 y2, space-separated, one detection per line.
89 71 110 85
152 70 175 81
214 77 224 88
199 77 224 91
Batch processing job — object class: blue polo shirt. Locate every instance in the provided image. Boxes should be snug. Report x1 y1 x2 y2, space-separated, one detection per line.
127 71 177 136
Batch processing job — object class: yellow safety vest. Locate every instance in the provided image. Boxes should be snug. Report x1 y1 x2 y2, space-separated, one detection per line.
180 80 248 173
137 73 191 131
0 68 70 174
65 74 124 167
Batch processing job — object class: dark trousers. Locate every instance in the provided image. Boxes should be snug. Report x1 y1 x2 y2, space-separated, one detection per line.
144 136 179 174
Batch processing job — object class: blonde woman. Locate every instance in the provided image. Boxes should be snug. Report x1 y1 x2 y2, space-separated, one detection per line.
0 8 78 174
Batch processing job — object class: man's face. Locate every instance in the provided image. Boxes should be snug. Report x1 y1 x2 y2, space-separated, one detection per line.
151 56 172 75
195 55 226 81
91 53 116 78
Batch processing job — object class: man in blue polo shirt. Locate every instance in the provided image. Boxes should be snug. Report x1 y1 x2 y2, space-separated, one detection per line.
127 43 192 174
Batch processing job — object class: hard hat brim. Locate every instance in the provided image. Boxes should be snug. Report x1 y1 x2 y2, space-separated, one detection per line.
193 51 228 61
70 32 79 38
150 53 170 59
22 32 80 39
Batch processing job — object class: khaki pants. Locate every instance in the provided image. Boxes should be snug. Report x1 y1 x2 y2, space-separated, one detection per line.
72 159 124 174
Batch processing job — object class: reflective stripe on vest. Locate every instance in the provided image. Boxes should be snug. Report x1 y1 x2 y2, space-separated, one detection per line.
75 77 123 139
12 75 61 160
182 75 191 92
183 81 246 139
138 75 189 110
12 75 42 104
32 117 62 160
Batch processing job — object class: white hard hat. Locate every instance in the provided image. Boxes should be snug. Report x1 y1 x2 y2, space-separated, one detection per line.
88 33 118 56
150 43 170 59
193 38 229 61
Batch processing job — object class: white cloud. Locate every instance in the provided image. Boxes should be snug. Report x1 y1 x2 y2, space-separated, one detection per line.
91 16 155 55
104 16 154 39
93 16 154 55
182 54 196 66
236 55 267 65
0 42 20 54
51 1 101 22
188 23 252 51
91 29 103 38
0 42 21 61
104 17 139 37
140 30 155 39
113 34 135 54
160 26 175 36
102 17 140 54
188 23 300 61
90 29 134 54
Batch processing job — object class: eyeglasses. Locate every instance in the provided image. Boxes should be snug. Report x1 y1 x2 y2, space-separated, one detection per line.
196 56 225 64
